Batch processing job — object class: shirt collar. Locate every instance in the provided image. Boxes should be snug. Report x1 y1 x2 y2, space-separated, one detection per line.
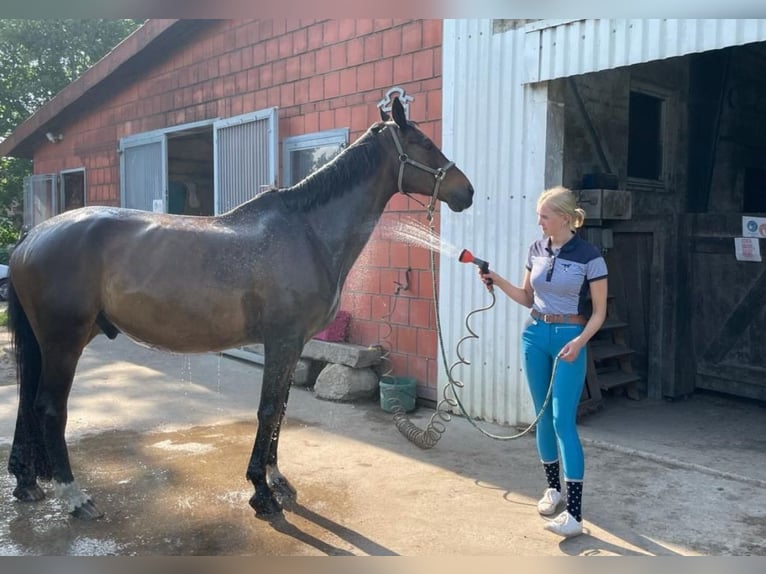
545 232 578 254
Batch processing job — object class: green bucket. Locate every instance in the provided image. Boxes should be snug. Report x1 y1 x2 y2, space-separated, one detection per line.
379 376 417 413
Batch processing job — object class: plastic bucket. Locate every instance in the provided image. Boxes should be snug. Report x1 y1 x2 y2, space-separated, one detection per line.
379 376 417 413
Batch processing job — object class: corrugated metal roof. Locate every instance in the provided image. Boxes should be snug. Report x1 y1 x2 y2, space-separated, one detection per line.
525 19 766 83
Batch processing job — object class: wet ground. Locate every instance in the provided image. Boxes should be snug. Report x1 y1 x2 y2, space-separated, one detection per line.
0 328 764 556
0 420 394 556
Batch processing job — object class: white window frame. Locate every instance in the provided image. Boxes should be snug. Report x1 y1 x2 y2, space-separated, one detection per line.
282 128 349 187
626 81 676 193
60 167 87 210
119 119 217 211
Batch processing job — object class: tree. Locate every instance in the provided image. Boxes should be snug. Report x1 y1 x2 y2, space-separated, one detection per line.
0 19 143 243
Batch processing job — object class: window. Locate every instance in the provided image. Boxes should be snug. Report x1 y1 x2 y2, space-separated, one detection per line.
61 169 86 211
743 167 766 213
283 129 349 187
627 90 664 181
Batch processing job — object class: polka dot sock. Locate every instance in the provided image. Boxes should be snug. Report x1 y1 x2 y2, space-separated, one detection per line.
543 461 561 492
565 481 583 522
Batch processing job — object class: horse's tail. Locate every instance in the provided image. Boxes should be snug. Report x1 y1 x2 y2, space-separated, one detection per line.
7 278 41 390
6 275 50 480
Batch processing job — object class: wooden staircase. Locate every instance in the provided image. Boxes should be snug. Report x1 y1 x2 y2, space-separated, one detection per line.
578 295 642 417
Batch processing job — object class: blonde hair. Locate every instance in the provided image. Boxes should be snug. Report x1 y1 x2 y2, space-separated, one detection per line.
537 186 586 231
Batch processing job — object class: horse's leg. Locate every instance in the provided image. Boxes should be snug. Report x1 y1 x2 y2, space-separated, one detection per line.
266 383 297 505
8 377 48 502
247 336 302 518
7 285 49 502
36 340 103 519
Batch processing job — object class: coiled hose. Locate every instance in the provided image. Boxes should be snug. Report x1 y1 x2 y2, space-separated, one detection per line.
388 243 557 449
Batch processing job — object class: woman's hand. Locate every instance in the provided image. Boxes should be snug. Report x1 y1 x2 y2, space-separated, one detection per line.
558 338 584 362
478 268 499 289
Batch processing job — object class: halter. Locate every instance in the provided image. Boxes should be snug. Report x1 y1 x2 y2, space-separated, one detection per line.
388 124 455 221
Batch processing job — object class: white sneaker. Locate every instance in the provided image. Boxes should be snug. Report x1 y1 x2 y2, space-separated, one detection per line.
544 511 583 538
536 488 562 516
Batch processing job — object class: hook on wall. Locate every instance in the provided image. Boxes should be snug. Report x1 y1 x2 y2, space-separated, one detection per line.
393 267 411 295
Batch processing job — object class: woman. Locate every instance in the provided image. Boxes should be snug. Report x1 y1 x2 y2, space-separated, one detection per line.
479 186 608 538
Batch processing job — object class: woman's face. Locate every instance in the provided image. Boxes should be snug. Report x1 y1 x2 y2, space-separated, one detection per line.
536 202 570 238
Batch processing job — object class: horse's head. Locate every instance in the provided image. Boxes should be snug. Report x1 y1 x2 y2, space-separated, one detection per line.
381 97 474 213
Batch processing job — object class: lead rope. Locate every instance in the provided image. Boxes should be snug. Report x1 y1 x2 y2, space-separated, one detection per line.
389 210 557 449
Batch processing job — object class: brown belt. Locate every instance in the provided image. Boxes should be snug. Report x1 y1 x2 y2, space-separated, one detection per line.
531 309 587 325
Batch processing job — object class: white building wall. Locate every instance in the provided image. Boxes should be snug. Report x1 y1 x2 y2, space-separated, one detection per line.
441 19 548 426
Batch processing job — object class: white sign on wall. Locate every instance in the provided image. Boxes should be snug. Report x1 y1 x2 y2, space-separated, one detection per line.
734 237 762 262
742 216 766 238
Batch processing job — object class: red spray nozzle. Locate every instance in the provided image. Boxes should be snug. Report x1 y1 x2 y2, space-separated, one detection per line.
458 249 490 274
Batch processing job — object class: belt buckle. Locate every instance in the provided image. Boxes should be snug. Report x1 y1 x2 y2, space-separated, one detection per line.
542 313 552 323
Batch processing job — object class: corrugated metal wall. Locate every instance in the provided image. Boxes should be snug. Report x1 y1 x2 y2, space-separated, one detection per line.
526 19 766 83
441 20 543 426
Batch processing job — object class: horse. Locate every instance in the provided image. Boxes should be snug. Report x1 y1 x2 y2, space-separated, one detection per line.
6 96 474 520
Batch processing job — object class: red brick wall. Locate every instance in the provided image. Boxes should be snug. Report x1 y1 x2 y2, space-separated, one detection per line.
33 19 445 395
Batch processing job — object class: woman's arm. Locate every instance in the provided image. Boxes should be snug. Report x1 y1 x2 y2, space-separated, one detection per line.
480 268 534 308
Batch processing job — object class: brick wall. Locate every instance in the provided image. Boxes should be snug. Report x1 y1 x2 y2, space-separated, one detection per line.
32 19 445 393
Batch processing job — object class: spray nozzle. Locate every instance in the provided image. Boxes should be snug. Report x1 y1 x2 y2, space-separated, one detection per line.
459 249 489 273
459 249 493 290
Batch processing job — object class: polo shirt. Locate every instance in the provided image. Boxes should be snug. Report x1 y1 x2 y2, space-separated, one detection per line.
525 233 608 317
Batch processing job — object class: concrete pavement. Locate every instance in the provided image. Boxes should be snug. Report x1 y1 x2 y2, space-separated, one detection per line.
0 332 764 556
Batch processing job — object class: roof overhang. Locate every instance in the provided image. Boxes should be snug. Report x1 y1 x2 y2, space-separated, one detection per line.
524 18 766 84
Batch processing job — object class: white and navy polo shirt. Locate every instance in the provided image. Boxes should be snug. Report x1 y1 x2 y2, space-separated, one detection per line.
525 233 608 317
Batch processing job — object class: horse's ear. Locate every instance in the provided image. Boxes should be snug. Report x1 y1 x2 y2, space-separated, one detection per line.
379 107 390 122
391 97 408 129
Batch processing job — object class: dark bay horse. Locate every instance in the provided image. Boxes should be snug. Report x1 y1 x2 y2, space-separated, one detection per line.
6 97 474 519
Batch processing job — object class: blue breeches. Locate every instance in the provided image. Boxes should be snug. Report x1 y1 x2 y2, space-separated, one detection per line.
521 318 587 481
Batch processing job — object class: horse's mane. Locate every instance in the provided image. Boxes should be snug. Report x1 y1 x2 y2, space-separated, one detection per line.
261 122 388 212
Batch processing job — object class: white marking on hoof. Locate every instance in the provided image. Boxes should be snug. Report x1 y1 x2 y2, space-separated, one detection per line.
54 480 92 513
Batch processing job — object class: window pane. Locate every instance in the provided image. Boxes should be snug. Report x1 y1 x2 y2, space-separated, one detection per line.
627 91 663 180
62 171 85 211
290 144 343 184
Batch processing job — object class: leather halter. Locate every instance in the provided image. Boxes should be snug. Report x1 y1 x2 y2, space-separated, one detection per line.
388 125 456 220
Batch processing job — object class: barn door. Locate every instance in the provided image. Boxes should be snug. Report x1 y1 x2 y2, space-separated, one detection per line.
688 215 766 401
119 134 168 212
214 107 278 214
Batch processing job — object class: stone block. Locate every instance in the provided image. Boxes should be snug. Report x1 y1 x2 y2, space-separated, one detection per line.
313 364 379 402
301 339 382 368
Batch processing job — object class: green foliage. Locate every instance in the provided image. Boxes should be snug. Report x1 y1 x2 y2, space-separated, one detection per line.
0 19 143 236
0 19 144 137
0 156 29 231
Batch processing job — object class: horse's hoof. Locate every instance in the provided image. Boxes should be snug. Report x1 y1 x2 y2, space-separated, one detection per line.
71 499 104 520
249 492 283 520
275 492 296 510
12 483 46 502
274 487 297 510
271 479 298 506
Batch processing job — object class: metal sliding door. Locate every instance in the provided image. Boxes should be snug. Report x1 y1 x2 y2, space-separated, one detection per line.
22 173 58 229
214 107 278 214
120 134 167 212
